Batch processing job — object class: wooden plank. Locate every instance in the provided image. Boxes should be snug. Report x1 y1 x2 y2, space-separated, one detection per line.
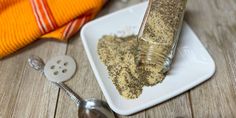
98 0 146 15
186 0 236 117
0 40 67 118
119 94 192 118
144 94 192 118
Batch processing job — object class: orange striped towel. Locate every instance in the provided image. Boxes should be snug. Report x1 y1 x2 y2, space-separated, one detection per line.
0 0 107 59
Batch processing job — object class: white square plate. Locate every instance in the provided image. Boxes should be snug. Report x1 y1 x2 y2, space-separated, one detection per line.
80 2 215 115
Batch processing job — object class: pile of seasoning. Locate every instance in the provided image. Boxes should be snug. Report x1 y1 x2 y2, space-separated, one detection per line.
97 0 187 99
97 35 164 99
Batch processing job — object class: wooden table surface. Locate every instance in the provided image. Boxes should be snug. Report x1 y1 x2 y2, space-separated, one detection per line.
1 0 236 118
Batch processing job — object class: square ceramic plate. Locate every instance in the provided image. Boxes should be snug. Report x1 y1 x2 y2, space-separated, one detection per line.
80 2 215 115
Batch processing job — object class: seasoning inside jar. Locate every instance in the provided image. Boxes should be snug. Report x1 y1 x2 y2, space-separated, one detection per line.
136 0 187 73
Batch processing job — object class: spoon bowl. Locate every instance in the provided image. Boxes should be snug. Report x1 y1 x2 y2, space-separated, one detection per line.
78 99 115 118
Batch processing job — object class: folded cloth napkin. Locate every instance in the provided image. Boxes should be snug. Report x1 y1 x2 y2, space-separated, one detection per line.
0 0 106 58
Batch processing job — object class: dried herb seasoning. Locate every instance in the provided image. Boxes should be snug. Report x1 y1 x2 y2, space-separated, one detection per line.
97 35 164 99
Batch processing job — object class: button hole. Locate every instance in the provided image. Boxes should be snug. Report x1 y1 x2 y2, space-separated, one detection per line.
50 65 55 69
64 62 68 66
57 60 61 64
62 69 67 73
54 71 59 75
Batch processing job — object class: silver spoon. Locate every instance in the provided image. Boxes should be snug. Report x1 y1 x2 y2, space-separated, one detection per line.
28 55 116 118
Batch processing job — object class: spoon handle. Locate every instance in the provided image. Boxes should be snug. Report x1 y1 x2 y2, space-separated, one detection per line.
54 82 81 106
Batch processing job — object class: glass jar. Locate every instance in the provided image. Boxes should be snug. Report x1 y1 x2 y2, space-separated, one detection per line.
136 0 187 73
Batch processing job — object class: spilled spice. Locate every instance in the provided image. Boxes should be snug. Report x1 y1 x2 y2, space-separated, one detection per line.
97 35 165 99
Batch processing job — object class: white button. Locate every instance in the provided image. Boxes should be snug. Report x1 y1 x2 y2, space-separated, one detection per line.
44 56 76 83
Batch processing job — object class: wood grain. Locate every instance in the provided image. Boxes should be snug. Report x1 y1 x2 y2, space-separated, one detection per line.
0 0 236 118
0 40 67 118
186 0 236 117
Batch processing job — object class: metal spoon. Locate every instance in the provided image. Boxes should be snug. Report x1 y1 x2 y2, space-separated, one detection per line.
28 55 116 118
